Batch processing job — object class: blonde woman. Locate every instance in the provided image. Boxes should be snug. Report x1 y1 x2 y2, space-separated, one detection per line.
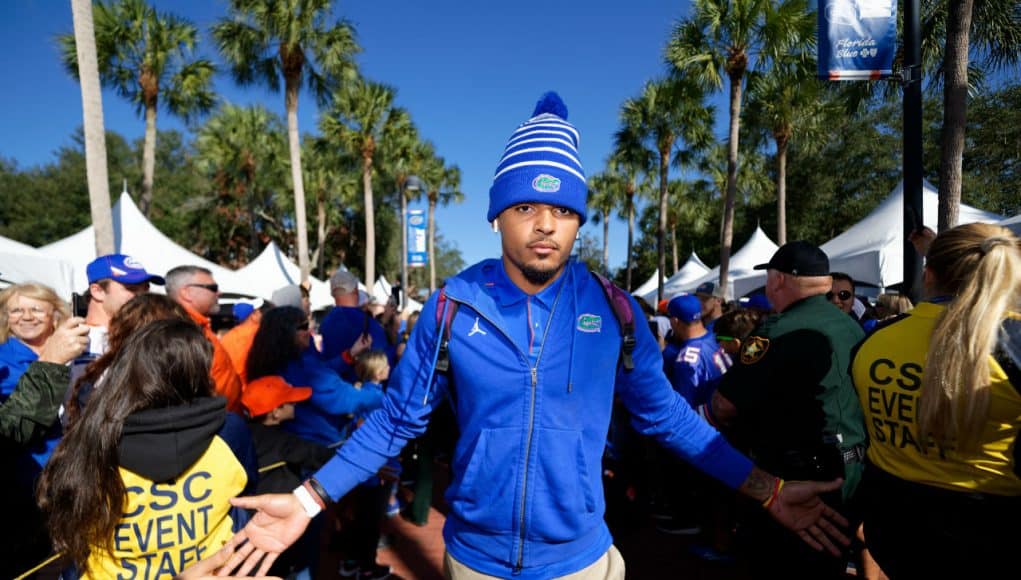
0 283 70 399
851 223 1021 578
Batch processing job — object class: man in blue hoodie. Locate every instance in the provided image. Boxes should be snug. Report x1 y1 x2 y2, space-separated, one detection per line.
224 93 849 580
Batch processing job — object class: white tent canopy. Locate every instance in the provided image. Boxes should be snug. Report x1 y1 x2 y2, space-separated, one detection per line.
999 214 1021 237
670 227 779 301
632 269 659 300
822 180 1004 288
232 241 333 310
0 234 76 299
372 275 423 314
639 253 711 306
40 192 245 294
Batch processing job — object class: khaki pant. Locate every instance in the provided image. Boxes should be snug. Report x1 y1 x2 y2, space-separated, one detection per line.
444 545 625 580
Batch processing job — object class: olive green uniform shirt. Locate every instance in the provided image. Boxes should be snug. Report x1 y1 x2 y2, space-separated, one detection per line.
717 294 866 499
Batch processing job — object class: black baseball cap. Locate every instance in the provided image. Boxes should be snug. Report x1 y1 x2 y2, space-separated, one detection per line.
753 241 830 276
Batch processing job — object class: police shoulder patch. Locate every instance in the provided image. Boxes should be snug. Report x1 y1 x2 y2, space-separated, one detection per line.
740 336 770 364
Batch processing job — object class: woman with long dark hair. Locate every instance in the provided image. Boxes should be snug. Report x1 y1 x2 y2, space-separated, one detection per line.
65 293 191 425
852 223 1021 578
247 306 380 447
37 319 256 578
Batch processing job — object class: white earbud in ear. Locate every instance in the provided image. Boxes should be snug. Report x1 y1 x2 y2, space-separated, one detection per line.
492 220 500 233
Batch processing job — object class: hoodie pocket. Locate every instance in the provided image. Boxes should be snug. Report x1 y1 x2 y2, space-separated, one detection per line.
528 428 597 542
447 427 522 533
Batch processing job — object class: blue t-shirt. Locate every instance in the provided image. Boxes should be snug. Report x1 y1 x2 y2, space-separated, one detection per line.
669 332 732 408
0 337 37 399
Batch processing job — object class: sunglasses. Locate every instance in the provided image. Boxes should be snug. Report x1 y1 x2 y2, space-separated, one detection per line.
297 321 310 331
826 290 853 301
187 283 219 293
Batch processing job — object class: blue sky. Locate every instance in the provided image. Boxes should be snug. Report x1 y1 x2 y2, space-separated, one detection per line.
0 0 724 271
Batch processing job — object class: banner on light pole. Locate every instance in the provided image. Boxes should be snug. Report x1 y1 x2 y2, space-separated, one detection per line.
818 0 897 80
407 209 427 268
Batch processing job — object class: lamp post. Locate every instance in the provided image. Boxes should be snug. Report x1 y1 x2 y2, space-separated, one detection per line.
401 175 424 310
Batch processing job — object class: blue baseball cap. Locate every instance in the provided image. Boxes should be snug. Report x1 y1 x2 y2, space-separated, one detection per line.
667 293 703 323
86 254 165 285
740 293 772 311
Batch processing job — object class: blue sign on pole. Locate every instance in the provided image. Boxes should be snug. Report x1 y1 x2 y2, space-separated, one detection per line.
407 209 427 268
818 0 897 80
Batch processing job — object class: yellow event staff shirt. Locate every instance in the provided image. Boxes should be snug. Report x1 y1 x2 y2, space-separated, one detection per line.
84 436 248 579
852 302 1021 496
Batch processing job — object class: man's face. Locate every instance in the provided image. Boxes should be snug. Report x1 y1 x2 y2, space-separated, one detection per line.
828 278 855 313
182 272 220 315
93 279 150 318
499 203 580 289
697 294 721 318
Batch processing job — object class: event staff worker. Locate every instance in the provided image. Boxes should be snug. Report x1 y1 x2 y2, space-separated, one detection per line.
852 223 1021 579
219 92 848 580
709 241 867 579
166 265 243 413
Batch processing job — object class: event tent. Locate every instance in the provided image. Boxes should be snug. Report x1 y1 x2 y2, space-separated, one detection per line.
39 192 245 294
668 227 779 301
372 275 424 314
1000 214 1021 237
632 269 659 300
639 253 711 306
232 241 333 310
0 235 76 299
822 180 1003 288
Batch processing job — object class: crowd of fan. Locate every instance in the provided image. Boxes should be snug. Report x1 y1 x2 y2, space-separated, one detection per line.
1 221 1019 580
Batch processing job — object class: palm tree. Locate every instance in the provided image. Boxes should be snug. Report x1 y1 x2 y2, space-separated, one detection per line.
667 0 813 291
744 62 832 244
417 147 463 292
587 172 623 276
320 78 405 287
607 142 654 291
194 104 288 265
213 0 359 281
69 0 114 254
934 0 1021 230
378 113 421 301
618 77 713 303
59 0 214 218
306 137 359 278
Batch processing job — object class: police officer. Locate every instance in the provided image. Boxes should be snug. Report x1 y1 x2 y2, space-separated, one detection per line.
709 241 866 579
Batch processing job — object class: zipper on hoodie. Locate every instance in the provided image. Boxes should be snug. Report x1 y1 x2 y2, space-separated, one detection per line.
514 282 566 573
443 279 567 575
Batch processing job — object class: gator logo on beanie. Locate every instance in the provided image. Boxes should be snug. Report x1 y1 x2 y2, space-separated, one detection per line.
487 92 588 224
532 174 561 193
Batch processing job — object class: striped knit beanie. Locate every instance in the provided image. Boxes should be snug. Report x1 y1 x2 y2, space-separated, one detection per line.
487 91 588 224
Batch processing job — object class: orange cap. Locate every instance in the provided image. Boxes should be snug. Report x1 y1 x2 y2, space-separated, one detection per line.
657 299 669 315
242 376 312 417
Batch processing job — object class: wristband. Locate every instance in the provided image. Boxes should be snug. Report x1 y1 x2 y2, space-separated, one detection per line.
293 484 323 518
762 477 785 510
306 478 330 506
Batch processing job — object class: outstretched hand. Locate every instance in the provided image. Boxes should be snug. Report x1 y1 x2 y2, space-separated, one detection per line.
216 493 312 577
175 539 281 579
767 478 850 556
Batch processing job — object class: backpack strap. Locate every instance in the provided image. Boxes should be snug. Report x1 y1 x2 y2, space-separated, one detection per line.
434 288 458 374
591 272 636 372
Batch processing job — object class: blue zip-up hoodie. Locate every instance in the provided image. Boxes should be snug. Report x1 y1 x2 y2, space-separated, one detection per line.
314 259 753 578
